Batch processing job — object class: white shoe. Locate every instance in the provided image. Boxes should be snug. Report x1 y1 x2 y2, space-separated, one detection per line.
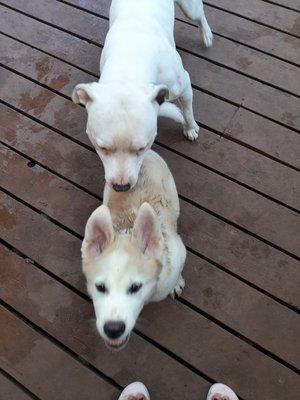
206 383 239 400
118 382 150 400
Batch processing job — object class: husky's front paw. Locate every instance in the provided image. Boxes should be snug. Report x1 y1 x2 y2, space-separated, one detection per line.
183 124 199 141
170 275 185 299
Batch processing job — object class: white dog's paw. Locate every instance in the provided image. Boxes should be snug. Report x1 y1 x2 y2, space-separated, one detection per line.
170 276 185 299
183 124 199 141
201 25 213 48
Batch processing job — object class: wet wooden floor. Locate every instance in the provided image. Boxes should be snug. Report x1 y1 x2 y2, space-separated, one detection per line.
0 1 299 399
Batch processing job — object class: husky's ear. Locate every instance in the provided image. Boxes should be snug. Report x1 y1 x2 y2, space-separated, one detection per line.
81 205 114 262
133 203 163 257
72 82 100 106
149 84 169 105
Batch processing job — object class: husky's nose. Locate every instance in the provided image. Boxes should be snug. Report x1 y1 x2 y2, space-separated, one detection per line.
104 321 126 339
112 183 131 192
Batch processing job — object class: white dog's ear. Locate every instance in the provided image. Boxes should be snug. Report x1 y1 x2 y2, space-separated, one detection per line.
133 203 163 257
149 84 169 105
72 82 100 106
82 205 114 262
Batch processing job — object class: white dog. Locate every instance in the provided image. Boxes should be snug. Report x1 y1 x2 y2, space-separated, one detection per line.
72 0 212 192
81 150 186 350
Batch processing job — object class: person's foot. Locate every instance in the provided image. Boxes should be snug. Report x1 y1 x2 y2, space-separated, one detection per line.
207 383 239 400
118 382 150 400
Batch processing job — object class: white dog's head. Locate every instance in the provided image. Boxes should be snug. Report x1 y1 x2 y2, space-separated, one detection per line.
82 203 163 350
72 82 168 192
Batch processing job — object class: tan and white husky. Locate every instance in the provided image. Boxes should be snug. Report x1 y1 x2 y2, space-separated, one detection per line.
82 150 186 350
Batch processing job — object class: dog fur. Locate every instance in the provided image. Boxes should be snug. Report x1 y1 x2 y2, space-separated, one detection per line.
82 150 186 350
72 0 212 191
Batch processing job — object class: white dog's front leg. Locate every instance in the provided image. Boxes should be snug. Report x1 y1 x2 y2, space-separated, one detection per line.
178 71 199 141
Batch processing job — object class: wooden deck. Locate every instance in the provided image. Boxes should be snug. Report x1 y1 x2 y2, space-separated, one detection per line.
0 1 299 399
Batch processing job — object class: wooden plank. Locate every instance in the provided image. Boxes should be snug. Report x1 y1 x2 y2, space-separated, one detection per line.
0 71 298 256
2 1 300 122
224 108 300 163
0 105 101 194
0 373 34 400
1 146 299 366
0 105 299 308
0 306 118 400
1 241 299 400
2 37 299 171
206 0 300 36
0 6 101 74
61 0 108 15
265 0 300 12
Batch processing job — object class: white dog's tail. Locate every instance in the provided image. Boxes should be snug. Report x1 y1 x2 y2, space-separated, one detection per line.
158 102 184 125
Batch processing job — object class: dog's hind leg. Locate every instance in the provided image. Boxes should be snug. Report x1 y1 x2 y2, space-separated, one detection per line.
175 0 213 47
178 70 199 141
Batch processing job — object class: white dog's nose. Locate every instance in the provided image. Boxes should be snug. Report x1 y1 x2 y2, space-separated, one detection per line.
112 183 131 192
104 321 126 339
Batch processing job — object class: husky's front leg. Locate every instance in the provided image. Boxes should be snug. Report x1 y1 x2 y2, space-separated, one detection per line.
170 274 185 298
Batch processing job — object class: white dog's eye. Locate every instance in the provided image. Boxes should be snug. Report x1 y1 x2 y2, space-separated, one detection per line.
96 283 107 293
128 283 143 294
99 146 109 155
137 146 146 154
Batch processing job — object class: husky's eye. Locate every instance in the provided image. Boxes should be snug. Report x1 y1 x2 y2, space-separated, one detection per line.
128 283 143 294
96 283 107 293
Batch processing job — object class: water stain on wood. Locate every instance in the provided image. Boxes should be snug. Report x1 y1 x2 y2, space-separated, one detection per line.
0 203 17 230
19 74 70 116
35 56 51 81
236 57 253 70
19 90 56 116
